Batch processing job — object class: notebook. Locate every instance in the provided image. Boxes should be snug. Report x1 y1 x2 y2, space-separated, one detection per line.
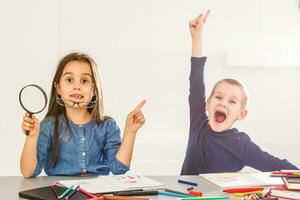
59 174 166 194
283 177 300 190
19 185 90 200
199 172 283 188
270 185 300 199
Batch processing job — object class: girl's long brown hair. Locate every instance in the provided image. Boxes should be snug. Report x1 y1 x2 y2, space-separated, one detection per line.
45 52 108 167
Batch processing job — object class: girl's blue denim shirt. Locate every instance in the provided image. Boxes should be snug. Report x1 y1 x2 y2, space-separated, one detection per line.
32 115 129 177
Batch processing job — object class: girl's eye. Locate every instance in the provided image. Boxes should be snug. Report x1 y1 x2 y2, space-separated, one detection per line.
215 96 222 100
81 78 90 84
65 77 73 83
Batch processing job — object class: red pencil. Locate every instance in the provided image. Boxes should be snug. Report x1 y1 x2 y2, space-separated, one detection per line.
272 171 293 175
188 190 203 196
223 187 264 193
272 171 300 175
79 187 97 198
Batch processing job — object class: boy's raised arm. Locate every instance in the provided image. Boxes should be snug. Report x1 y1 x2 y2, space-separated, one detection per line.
188 10 210 132
189 10 210 57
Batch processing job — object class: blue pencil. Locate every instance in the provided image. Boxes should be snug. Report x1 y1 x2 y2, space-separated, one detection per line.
158 191 192 198
178 179 198 186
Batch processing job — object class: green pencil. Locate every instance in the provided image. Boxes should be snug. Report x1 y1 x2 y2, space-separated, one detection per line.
58 185 75 199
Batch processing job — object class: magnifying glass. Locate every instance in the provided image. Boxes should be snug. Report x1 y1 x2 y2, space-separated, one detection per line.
19 84 48 135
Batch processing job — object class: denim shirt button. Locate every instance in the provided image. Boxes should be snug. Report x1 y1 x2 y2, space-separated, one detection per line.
82 169 87 173
82 137 85 141
82 152 86 156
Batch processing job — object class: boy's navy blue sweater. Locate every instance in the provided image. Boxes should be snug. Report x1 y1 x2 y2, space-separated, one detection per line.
181 57 298 175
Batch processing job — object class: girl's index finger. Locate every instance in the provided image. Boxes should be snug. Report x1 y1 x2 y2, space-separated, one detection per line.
134 100 146 112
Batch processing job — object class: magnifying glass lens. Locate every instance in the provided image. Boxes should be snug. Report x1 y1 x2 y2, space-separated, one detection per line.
19 84 48 115
20 86 47 113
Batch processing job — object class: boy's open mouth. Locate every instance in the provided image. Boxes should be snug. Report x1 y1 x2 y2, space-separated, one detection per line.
214 110 227 123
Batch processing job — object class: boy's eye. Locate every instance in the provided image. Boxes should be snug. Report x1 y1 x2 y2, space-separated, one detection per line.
215 96 222 99
229 100 236 104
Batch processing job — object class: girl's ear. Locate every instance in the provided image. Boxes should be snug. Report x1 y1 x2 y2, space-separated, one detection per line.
237 109 248 121
54 82 61 95
89 88 95 100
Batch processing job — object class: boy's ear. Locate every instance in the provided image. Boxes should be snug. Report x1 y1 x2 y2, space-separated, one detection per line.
205 98 210 111
54 82 61 95
237 109 247 120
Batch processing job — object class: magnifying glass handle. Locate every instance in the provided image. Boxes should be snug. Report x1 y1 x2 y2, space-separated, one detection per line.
25 113 33 136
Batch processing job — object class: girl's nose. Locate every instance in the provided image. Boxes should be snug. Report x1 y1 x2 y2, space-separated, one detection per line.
73 82 81 90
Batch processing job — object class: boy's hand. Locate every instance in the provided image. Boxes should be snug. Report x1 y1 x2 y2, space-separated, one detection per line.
21 113 40 137
125 100 146 133
189 10 210 39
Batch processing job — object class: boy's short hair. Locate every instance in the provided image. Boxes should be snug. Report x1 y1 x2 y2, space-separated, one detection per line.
208 78 248 109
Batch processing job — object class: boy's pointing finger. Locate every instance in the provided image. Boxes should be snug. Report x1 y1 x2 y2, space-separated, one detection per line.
202 9 210 23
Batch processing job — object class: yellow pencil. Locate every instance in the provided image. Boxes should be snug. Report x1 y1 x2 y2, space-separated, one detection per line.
234 191 263 197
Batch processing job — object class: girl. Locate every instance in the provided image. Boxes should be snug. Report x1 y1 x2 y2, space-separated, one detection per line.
20 52 146 178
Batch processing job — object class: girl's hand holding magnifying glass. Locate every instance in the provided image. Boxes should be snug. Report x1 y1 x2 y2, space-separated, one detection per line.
19 84 47 136
21 113 40 137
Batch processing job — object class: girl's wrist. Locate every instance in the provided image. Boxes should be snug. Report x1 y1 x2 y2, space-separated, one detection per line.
26 131 39 140
124 126 137 135
25 135 39 146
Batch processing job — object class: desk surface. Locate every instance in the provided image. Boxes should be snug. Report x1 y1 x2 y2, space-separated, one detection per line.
1 175 223 199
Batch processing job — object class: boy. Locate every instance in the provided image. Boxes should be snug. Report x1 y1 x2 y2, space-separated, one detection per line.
181 10 298 175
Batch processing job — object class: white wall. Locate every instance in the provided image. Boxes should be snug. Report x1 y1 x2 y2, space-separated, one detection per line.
0 0 299 176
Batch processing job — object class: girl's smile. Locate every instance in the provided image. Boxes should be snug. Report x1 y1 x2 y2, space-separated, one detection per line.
69 93 84 101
